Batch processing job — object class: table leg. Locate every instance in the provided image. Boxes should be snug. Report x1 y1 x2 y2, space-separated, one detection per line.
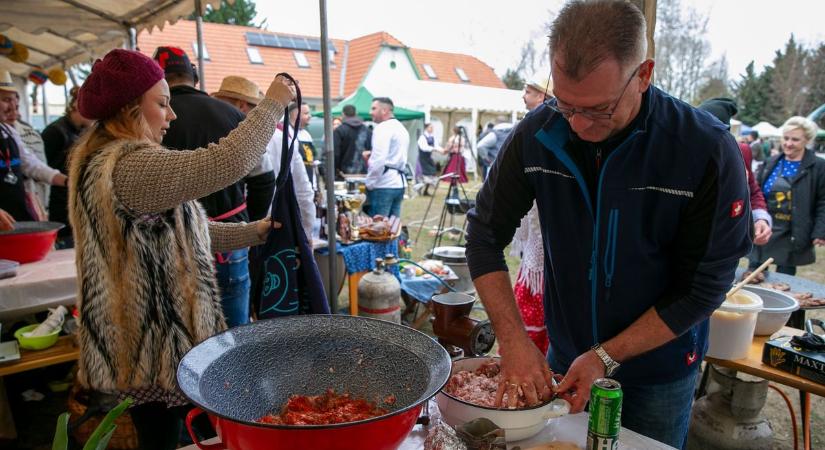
695 363 711 400
0 378 16 440
411 303 434 330
800 390 810 450
348 272 367 316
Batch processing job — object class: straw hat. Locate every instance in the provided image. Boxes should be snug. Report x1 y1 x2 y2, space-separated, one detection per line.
212 76 262 105
0 70 16 93
526 77 553 95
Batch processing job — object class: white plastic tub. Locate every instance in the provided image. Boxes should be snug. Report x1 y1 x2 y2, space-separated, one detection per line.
706 290 763 360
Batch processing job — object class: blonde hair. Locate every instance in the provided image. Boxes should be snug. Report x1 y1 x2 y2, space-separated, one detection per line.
69 98 150 171
781 116 818 142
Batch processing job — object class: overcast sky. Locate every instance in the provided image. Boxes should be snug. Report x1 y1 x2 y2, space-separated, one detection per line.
254 0 825 83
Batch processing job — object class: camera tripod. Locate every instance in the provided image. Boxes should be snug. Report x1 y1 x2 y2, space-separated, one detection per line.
413 128 475 254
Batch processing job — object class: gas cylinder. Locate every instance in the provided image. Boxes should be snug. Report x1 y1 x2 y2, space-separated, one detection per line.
357 257 402 323
688 365 773 450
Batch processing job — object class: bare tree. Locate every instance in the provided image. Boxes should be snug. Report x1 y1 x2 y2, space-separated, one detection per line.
654 0 711 102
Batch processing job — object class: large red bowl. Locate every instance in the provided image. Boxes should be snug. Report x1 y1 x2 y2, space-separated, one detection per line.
0 221 64 263
178 315 451 450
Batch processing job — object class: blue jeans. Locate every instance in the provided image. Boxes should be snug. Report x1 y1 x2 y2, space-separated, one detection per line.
367 188 404 217
619 368 699 449
214 248 251 328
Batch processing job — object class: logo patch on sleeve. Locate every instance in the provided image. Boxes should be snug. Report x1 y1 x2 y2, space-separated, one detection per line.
730 199 744 218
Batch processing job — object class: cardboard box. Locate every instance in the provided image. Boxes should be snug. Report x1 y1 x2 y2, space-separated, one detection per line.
762 335 825 385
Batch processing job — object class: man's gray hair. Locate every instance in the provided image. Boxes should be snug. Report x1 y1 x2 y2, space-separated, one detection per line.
549 0 647 80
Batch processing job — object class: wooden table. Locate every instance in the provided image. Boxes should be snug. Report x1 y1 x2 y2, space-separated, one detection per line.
0 335 79 439
0 335 79 377
704 326 822 448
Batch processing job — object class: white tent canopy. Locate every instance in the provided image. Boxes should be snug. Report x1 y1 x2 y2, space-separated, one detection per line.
0 0 224 77
752 121 782 138
366 78 526 114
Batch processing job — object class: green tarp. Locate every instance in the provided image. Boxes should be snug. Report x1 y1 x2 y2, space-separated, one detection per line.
311 86 424 121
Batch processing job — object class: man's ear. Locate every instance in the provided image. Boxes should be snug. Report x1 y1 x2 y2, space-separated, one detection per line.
638 59 655 91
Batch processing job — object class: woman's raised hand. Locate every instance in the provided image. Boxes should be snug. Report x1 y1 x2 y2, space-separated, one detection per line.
266 75 297 105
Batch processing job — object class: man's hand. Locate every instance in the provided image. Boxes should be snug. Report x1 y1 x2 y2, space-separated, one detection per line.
554 350 605 413
753 219 771 245
256 218 282 241
362 150 371 162
814 238 825 247
0 208 14 231
495 339 556 408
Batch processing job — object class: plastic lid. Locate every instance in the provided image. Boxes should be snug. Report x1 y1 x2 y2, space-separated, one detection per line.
718 291 763 313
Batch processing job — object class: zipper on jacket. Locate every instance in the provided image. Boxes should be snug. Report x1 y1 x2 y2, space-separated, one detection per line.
589 131 641 344
603 208 619 290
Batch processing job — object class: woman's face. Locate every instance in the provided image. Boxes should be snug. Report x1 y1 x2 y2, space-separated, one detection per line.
782 127 808 160
140 79 176 143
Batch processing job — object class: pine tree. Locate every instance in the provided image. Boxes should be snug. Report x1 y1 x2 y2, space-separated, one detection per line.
734 61 776 125
803 43 825 115
770 34 808 119
502 69 525 90
193 0 266 28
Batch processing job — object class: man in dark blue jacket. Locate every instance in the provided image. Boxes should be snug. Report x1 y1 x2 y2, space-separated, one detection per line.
465 1 751 448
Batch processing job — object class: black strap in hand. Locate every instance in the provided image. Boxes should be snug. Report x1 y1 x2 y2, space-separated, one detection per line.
274 72 302 193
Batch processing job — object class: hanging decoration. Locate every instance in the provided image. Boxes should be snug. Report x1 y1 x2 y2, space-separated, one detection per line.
48 68 67 85
8 42 29 63
0 35 12 56
28 66 48 85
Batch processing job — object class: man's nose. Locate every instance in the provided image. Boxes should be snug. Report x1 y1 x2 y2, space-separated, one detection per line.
568 113 594 132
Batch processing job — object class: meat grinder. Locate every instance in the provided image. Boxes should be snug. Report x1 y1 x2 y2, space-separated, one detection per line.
431 292 495 358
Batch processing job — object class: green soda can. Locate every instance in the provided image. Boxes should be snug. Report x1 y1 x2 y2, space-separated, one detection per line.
587 378 622 450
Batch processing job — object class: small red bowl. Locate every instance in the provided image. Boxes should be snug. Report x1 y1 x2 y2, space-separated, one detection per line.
0 221 64 263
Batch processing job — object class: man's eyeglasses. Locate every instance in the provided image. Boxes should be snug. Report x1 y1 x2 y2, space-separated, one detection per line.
549 65 641 121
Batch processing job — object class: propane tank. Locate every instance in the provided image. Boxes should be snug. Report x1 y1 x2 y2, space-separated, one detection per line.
687 365 773 450
357 257 402 323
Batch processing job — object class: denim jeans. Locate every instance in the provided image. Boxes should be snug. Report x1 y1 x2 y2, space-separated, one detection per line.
214 248 251 328
366 188 404 217
620 368 699 449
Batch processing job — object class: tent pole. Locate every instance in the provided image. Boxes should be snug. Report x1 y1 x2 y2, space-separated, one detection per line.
41 85 49 126
319 0 338 314
194 0 206 90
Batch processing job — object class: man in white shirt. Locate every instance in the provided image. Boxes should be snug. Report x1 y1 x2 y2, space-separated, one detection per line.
365 97 409 217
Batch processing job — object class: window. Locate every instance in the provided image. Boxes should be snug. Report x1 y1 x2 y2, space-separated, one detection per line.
246 47 263 64
191 42 210 60
293 51 310 68
422 64 437 79
455 67 470 82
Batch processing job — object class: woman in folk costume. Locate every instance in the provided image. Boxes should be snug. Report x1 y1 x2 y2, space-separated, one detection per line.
511 204 549 354
442 125 469 183
68 49 295 449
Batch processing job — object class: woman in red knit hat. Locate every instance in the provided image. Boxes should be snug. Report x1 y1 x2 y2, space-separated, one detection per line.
68 49 295 449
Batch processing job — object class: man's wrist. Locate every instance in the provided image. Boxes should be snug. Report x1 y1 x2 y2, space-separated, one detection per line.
592 343 621 377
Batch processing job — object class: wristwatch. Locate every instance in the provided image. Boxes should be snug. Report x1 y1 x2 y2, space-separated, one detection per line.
592 343 621 377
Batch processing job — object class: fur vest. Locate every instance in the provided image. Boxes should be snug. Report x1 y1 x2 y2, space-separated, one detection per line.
69 139 226 392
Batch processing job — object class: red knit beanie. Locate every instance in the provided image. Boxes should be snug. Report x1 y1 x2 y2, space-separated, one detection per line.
77 49 164 120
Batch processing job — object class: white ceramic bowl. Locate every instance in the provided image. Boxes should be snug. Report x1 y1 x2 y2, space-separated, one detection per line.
743 286 800 336
435 357 569 442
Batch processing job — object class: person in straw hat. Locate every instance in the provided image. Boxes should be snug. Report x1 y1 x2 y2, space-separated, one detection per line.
523 76 553 111
69 48 295 448
153 47 278 329
213 75 316 240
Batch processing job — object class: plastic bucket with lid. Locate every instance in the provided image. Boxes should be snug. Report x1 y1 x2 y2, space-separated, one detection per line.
706 290 763 360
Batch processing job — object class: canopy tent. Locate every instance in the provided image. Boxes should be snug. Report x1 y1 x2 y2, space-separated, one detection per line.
367 78 525 114
0 0 224 78
312 86 425 121
752 121 782 138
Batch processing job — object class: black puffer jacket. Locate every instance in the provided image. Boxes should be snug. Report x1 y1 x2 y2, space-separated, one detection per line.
333 116 371 180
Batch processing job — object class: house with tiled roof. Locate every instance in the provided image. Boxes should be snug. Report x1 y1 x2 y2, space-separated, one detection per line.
137 20 525 156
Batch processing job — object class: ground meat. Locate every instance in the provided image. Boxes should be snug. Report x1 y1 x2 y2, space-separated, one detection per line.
443 360 532 408
257 389 388 425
